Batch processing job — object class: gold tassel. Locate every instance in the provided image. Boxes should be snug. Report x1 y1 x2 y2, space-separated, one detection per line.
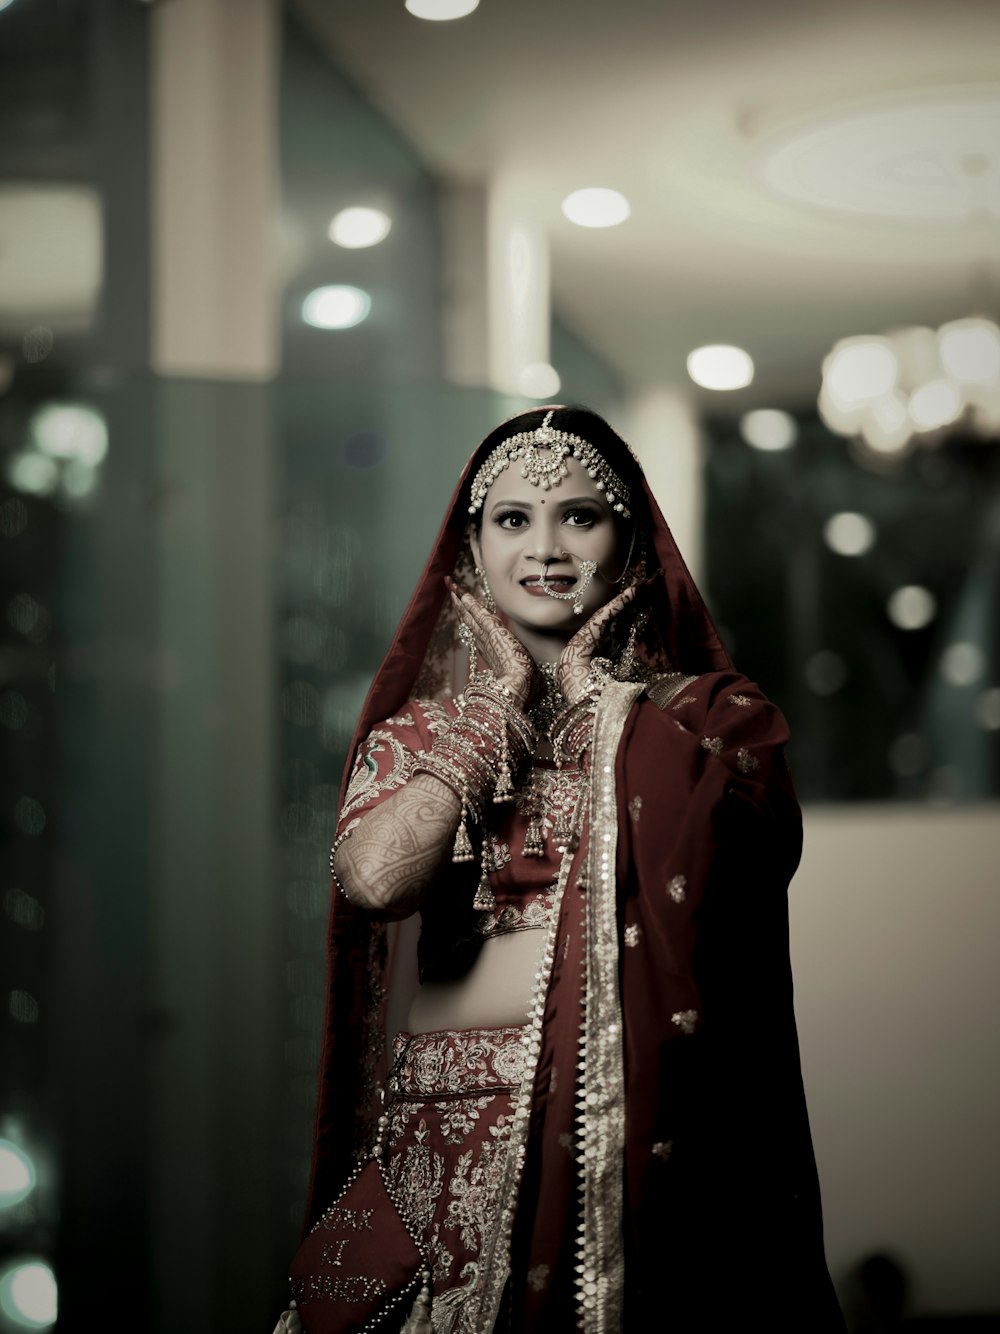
452 805 474 863
473 870 495 911
401 1268 433 1334
522 817 545 857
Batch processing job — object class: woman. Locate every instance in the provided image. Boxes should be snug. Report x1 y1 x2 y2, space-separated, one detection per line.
282 406 844 1333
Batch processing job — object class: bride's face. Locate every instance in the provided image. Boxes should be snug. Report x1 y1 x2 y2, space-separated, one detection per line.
471 453 629 646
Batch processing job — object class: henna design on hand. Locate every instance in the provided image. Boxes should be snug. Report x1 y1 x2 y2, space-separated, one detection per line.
557 584 638 705
449 586 541 709
334 773 461 917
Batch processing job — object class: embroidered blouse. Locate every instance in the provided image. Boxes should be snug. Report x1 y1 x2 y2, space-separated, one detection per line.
334 697 587 980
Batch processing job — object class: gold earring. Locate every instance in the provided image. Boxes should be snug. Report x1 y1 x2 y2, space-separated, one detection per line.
474 565 496 614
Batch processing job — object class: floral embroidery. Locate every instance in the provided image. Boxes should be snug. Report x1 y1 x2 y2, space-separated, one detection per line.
628 794 642 822
700 735 724 756
666 874 687 904
390 1030 527 1098
672 695 697 709
558 1132 575 1156
671 1009 698 1035
434 1096 493 1146
384 711 415 727
651 1140 673 1162
527 1265 551 1291
728 694 752 708
445 1129 512 1253
489 838 511 869
624 923 641 947
737 746 760 773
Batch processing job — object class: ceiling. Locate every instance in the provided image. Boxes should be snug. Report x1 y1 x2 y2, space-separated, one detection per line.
293 0 1000 408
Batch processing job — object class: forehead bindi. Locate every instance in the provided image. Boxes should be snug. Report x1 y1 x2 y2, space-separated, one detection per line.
484 454 609 508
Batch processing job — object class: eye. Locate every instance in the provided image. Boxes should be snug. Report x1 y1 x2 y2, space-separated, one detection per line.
562 507 601 528
495 509 528 530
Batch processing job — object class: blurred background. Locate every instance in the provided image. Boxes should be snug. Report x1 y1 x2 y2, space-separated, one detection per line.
0 0 998 1330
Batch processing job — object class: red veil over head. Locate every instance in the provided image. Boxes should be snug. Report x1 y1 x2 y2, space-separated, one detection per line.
305 406 844 1333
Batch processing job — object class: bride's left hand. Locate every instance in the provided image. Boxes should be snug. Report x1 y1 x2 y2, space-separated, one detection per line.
556 585 638 706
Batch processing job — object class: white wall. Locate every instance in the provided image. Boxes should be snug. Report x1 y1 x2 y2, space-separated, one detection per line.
791 804 1000 1315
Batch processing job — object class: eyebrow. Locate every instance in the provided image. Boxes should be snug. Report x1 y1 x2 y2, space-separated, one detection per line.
487 495 604 517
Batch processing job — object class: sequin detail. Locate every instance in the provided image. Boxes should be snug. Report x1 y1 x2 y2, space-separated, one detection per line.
671 1009 698 1036
651 1140 673 1162
728 694 752 708
624 924 641 948
666 874 687 904
700 735 724 756
737 746 760 773
628 795 643 822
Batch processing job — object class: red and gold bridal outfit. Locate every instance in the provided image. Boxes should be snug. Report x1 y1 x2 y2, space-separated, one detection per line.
303 407 846 1334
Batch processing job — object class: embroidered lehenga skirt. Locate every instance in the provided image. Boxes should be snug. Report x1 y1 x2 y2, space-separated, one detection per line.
383 1025 528 1334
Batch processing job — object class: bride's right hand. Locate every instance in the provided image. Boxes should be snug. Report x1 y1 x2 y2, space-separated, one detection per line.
448 581 541 710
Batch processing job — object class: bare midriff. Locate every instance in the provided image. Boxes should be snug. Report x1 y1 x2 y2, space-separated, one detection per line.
407 928 545 1033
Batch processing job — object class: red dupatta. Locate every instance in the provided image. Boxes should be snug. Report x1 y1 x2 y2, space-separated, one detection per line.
303 406 843 1332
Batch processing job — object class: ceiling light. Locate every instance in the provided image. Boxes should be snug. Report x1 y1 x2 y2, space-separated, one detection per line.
517 363 561 399
301 286 371 330
739 409 796 451
328 208 391 249
758 91 1000 223
404 0 479 19
560 188 631 229
823 512 875 557
686 345 754 391
938 318 1000 383
908 379 963 432
886 585 936 630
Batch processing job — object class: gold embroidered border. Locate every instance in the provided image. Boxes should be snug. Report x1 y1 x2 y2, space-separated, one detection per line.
474 775 590 1332
646 671 698 710
577 680 645 1333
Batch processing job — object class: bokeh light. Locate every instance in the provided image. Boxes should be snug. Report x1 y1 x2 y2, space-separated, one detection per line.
938 318 1000 383
328 207 392 249
5 453 58 498
886 585 937 631
908 379 962 431
940 641 985 687
0 1141 35 1208
301 285 371 329
739 409 797 451
0 1260 57 1328
404 0 479 18
686 344 754 391
823 512 876 557
560 188 631 229
823 337 898 408
29 403 108 465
